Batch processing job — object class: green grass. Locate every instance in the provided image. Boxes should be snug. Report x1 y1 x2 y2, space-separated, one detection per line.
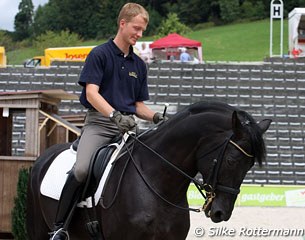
6 19 289 64
7 47 42 65
187 19 288 61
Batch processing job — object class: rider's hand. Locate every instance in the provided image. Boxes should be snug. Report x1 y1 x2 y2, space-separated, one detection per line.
153 112 168 124
110 111 136 133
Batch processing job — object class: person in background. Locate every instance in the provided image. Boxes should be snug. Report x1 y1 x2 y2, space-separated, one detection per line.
180 47 192 62
49 3 165 240
139 42 150 62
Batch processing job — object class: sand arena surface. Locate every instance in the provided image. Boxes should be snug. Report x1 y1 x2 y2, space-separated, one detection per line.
187 207 305 240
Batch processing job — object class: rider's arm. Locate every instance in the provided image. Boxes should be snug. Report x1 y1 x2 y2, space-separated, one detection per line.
135 101 155 121
86 83 114 117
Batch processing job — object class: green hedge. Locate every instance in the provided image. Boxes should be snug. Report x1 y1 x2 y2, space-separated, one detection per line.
11 168 29 240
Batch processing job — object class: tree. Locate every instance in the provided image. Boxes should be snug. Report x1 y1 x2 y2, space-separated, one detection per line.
219 0 240 23
95 0 163 38
49 0 102 39
33 0 103 39
14 0 34 41
144 7 163 37
29 0 305 42
156 12 190 38
240 0 266 20
33 30 82 52
0 31 15 51
171 0 212 25
96 0 126 39
32 4 61 37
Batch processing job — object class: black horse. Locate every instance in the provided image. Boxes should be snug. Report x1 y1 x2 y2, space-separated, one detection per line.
27 101 271 240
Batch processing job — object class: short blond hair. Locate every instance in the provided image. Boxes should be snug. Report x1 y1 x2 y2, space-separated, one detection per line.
117 3 149 25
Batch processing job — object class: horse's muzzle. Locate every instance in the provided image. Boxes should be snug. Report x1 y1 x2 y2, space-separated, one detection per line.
210 208 231 223
205 200 232 223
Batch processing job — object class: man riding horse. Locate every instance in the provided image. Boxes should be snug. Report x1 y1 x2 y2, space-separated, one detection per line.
49 3 165 239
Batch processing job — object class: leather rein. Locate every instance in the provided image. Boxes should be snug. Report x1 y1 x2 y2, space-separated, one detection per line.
125 131 254 213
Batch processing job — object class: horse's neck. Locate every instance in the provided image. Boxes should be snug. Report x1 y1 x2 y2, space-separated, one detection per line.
138 128 199 197
145 127 199 166
138 110 231 196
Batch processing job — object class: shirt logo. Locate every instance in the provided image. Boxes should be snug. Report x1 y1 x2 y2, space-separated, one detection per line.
129 72 138 79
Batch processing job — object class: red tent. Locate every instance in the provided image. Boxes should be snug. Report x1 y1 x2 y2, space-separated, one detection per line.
149 33 202 62
149 33 201 49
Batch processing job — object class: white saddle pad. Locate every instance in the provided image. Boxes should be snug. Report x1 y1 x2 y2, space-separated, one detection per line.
40 147 76 201
40 133 130 208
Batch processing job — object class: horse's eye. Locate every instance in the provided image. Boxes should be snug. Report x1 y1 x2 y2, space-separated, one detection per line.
227 155 238 166
226 149 242 166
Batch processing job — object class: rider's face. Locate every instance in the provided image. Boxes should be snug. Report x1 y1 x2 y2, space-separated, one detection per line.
120 15 147 46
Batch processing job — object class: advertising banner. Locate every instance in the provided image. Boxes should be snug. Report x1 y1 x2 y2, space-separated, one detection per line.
187 184 305 207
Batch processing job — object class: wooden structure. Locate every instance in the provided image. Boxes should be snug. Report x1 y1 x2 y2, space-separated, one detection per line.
0 90 80 236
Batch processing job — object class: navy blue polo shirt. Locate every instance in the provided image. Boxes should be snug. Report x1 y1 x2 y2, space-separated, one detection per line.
78 39 149 114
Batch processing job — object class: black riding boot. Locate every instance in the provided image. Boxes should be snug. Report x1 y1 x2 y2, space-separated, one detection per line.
49 172 83 240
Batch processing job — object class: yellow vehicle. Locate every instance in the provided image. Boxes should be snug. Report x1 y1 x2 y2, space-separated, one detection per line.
24 46 95 67
0 46 7 67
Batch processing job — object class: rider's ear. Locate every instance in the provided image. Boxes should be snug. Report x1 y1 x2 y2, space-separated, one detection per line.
258 119 272 134
232 111 243 137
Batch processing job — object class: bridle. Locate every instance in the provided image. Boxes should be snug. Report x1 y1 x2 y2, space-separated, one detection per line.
125 131 254 213
199 136 254 214
229 140 254 158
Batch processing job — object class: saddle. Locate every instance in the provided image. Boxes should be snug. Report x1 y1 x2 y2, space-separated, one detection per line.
76 133 128 207
82 140 119 198
40 133 131 208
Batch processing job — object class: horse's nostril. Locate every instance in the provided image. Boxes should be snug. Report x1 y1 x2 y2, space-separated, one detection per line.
212 210 224 222
214 210 222 218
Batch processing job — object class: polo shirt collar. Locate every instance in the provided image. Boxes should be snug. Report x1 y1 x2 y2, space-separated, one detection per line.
109 38 135 60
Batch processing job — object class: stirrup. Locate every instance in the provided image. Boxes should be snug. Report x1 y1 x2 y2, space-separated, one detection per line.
49 228 70 240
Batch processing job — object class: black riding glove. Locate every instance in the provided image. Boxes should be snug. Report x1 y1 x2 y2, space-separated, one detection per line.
153 112 168 124
110 111 136 133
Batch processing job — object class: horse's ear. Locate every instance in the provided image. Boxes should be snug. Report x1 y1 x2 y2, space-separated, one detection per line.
258 119 272 134
232 111 243 136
